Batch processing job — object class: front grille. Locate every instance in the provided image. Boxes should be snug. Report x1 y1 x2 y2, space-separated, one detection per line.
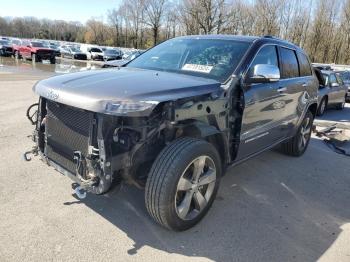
46 101 93 173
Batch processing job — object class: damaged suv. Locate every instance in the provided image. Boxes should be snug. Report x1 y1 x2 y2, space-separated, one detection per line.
25 35 318 231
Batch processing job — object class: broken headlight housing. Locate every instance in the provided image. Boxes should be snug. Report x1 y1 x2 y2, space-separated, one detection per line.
104 101 157 115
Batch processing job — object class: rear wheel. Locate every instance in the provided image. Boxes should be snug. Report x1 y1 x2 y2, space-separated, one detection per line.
336 100 345 110
50 57 56 64
317 97 327 116
280 110 313 157
145 138 222 231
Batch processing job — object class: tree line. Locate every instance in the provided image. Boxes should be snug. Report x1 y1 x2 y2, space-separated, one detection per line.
1 0 350 64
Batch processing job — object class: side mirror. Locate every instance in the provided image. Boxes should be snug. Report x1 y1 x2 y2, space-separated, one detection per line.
331 82 339 87
247 64 280 83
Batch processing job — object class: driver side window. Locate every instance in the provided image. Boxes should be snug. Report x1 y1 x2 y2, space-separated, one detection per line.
248 45 278 76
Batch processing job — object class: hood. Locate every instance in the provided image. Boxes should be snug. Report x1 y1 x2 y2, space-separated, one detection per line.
33 67 221 116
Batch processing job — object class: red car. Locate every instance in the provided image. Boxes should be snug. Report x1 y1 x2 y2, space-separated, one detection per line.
11 38 22 58
18 40 56 64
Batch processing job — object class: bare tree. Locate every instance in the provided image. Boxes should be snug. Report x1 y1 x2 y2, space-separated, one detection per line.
144 0 166 45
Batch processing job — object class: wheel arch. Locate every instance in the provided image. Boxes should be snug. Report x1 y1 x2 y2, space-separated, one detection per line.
308 102 318 119
179 121 229 171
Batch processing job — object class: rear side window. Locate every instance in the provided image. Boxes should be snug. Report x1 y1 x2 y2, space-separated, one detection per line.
335 74 344 85
248 45 278 76
280 47 299 78
297 52 312 76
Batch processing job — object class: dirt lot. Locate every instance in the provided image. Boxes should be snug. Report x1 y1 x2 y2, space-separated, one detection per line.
1 60 350 262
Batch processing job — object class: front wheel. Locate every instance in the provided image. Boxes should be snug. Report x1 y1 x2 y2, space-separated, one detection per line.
280 110 314 157
145 138 222 231
31 53 37 62
336 100 345 110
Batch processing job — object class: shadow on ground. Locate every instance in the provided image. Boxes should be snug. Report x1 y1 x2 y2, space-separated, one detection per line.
317 104 350 123
63 138 350 261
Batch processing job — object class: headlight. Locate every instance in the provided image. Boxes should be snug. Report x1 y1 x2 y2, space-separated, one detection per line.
105 101 158 114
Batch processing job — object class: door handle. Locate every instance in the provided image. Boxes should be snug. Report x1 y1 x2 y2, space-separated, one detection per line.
278 87 287 93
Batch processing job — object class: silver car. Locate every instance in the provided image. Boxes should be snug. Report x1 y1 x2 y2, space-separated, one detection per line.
315 69 347 116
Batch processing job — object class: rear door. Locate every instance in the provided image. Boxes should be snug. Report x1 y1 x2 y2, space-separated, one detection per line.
237 45 286 160
335 73 347 102
277 47 308 136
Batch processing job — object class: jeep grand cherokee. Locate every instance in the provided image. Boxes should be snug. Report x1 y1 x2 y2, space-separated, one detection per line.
25 35 318 231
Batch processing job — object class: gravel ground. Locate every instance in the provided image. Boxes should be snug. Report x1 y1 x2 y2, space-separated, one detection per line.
0 65 350 262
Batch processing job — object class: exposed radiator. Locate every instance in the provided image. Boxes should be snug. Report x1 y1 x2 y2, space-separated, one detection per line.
45 101 93 173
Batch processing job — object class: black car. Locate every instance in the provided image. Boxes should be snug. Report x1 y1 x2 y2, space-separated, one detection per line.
25 35 318 231
102 51 142 68
0 39 13 56
60 46 87 60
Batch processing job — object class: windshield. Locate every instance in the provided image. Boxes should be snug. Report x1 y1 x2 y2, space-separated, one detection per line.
31 42 44 47
11 40 21 45
69 47 80 52
339 71 350 82
105 49 118 54
90 48 102 52
0 40 9 45
127 38 251 82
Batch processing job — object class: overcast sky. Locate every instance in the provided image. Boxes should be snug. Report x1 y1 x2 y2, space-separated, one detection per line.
0 0 121 23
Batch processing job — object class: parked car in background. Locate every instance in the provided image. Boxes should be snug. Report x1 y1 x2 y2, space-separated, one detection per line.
0 39 13 56
314 68 347 116
44 42 61 57
87 47 104 60
60 45 87 60
11 38 22 58
18 40 56 64
336 71 350 102
102 51 143 68
26 35 318 231
102 48 122 61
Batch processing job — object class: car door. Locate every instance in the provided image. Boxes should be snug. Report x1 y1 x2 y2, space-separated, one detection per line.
277 48 313 136
236 45 286 160
328 73 340 105
22 40 31 58
335 73 347 103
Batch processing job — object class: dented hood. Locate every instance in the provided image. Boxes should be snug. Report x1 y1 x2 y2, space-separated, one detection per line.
33 67 221 116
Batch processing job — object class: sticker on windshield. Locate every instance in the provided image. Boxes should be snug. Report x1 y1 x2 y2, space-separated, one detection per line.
182 64 213 73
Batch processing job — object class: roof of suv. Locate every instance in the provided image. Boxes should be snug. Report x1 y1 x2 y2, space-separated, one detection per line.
177 34 303 52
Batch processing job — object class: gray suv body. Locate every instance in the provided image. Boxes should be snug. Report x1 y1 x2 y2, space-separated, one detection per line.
25 35 318 231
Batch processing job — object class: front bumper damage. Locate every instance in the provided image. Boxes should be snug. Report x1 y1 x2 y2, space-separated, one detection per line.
23 98 169 198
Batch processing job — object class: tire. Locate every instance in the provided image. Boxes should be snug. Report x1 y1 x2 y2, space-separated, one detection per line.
50 57 56 64
145 137 222 231
336 100 345 110
280 110 314 157
31 53 37 62
317 97 327 116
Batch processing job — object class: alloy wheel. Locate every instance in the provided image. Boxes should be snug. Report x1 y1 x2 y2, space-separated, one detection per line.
175 155 216 221
299 116 312 150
